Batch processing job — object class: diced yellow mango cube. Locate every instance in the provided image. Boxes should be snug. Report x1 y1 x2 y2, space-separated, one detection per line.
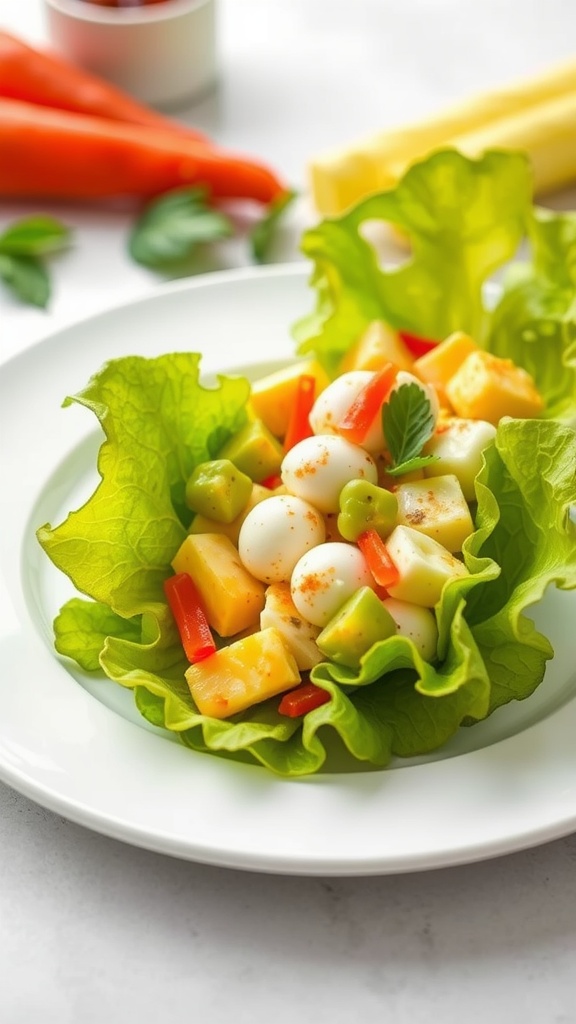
171 533 265 637
394 475 474 553
445 351 544 423
249 359 330 439
413 331 478 405
189 483 269 547
185 627 301 719
340 320 414 374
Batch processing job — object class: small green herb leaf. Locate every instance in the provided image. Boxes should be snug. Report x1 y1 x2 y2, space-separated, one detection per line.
249 188 298 263
0 253 51 308
0 215 71 256
129 187 233 270
382 382 438 476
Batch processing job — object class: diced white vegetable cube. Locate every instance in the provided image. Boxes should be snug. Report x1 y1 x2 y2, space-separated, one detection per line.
423 418 497 501
394 474 474 552
385 525 469 607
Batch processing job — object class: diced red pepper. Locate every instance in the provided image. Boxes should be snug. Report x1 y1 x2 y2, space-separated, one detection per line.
283 374 317 452
357 529 400 589
337 363 398 444
261 473 283 489
278 682 331 718
398 330 438 359
163 572 216 663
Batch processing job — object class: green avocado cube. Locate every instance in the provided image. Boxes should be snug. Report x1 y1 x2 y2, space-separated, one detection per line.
218 419 284 483
185 459 253 523
317 586 396 669
337 480 398 542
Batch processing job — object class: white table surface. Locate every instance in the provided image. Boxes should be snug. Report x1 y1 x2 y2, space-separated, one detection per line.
2 2 576 1021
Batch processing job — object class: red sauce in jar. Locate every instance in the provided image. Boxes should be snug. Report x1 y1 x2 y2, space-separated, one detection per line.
80 1 170 8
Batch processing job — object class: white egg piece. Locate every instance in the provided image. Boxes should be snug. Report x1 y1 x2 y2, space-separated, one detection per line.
281 434 378 513
309 370 385 452
381 597 439 662
291 541 375 627
238 494 325 584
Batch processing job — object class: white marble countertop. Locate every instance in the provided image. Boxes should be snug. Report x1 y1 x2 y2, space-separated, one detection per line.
2 1 576 1021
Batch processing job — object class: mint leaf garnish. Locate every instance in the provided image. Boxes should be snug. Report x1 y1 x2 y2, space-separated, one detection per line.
129 187 233 270
0 215 71 257
0 253 50 308
0 215 71 308
382 382 438 476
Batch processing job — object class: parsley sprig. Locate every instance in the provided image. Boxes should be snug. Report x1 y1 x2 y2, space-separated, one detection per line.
382 382 439 476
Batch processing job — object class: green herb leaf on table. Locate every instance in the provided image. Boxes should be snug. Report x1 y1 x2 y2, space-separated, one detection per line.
382 382 438 475
0 214 71 308
0 215 71 256
0 253 50 308
129 187 233 271
249 188 298 264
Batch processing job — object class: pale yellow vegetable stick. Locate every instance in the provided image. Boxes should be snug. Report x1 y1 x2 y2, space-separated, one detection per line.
435 91 576 195
309 58 576 214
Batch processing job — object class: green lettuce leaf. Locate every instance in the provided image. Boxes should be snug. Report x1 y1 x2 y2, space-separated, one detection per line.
37 353 251 617
486 206 576 422
460 418 576 711
293 149 531 376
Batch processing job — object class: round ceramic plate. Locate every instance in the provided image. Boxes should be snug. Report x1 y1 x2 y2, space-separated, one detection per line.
1 264 575 876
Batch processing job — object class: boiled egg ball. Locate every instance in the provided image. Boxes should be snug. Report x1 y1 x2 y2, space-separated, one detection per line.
381 597 439 662
281 434 378 513
238 494 325 584
291 541 375 627
309 370 385 452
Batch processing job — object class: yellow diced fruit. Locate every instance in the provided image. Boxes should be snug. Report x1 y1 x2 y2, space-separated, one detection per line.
249 359 330 439
260 583 322 670
340 320 414 374
413 331 478 406
185 627 301 719
189 483 269 547
445 351 545 424
171 533 265 637
394 474 474 553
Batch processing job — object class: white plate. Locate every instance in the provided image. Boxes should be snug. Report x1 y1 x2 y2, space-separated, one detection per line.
1 264 575 877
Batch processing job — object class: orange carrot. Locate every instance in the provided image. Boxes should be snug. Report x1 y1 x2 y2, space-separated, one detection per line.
0 99 287 203
0 29 209 144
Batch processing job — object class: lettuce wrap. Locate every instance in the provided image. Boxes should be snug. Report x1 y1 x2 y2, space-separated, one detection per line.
37 150 576 776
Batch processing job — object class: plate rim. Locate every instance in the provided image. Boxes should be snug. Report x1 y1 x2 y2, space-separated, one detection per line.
1 263 575 877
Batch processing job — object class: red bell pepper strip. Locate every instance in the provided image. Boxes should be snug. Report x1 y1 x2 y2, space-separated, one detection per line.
278 682 331 718
398 330 438 359
0 99 287 203
283 374 316 452
0 29 209 143
163 572 216 664
357 529 400 589
337 363 398 444
261 474 283 489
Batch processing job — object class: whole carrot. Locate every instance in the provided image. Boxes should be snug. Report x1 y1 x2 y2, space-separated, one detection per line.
0 99 286 204
0 29 209 144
